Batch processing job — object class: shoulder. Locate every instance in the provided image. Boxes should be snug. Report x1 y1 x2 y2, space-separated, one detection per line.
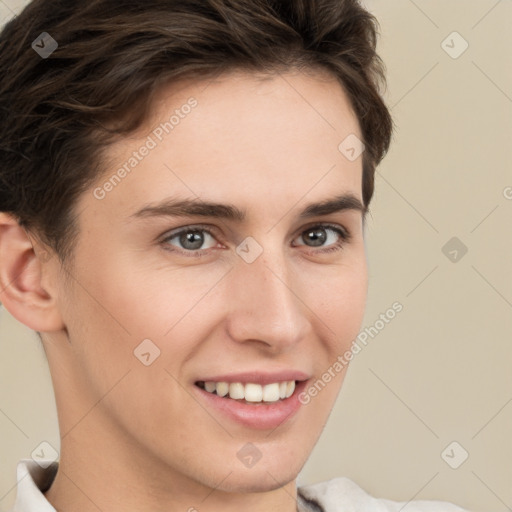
297 477 471 512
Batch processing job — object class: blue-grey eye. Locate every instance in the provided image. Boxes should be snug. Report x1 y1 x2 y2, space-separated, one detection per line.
165 229 217 251
294 225 346 248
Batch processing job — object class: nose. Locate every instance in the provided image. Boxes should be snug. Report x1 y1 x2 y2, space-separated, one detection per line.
223 244 310 353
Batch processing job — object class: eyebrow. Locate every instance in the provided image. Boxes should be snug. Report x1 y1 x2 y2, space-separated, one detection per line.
129 193 367 222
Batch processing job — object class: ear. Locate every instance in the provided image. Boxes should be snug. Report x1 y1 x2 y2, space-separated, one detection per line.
0 212 65 332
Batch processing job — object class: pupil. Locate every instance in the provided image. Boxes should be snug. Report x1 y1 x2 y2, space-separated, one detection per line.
181 230 204 250
306 228 326 247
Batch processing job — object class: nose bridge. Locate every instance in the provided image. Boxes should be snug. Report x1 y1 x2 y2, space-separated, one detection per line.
225 244 309 349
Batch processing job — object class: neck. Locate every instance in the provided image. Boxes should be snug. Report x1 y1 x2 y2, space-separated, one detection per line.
43 416 300 512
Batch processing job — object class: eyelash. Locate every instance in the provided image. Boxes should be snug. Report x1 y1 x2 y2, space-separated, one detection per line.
160 223 351 258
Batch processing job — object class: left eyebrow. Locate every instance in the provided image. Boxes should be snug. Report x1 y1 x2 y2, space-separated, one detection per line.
129 193 366 222
298 194 366 219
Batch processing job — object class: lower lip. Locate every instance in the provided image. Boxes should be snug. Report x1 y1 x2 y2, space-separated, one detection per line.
194 380 308 430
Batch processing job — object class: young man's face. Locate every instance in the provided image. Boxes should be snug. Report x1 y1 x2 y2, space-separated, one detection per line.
42 69 367 499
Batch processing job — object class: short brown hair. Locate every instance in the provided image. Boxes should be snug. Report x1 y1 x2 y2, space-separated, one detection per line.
0 0 393 263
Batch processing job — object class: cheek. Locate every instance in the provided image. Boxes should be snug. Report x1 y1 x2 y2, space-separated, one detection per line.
309 260 368 346
77 240 224 334
112 264 231 346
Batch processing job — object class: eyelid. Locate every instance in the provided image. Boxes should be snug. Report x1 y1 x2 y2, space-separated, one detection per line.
295 221 350 238
159 223 221 241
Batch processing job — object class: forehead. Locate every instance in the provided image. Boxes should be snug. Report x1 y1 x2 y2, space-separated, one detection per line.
87 69 363 221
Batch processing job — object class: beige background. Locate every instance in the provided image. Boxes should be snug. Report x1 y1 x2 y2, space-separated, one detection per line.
1 1 511 511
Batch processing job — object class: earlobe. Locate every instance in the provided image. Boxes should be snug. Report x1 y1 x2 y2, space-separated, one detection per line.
0 213 65 332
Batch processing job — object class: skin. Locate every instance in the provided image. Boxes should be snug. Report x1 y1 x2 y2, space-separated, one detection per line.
0 69 368 512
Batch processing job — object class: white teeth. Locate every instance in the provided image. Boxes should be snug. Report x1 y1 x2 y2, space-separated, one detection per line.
244 383 263 402
263 383 280 402
201 380 296 403
205 381 216 393
216 382 229 397
229 382 245 400
285 380 295 398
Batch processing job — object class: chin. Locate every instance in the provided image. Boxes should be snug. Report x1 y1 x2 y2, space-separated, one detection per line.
217 467 299 494
209 430 318 494
216 449 310 494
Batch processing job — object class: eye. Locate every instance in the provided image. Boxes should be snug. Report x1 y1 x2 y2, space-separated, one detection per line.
159 222 351 258
161 225 219 254
292 223 350 253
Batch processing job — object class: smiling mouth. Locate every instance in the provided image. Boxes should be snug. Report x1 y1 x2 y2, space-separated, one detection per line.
195 380 297 404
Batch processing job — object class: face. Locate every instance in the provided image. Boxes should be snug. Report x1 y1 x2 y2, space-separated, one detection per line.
44 69 368 495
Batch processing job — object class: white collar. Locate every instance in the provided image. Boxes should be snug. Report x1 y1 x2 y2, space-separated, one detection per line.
10 459 57 512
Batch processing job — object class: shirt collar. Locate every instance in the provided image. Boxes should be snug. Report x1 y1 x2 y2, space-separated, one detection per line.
11 459 58 512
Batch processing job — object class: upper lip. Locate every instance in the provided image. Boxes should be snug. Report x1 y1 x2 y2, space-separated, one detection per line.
195 370 310 386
